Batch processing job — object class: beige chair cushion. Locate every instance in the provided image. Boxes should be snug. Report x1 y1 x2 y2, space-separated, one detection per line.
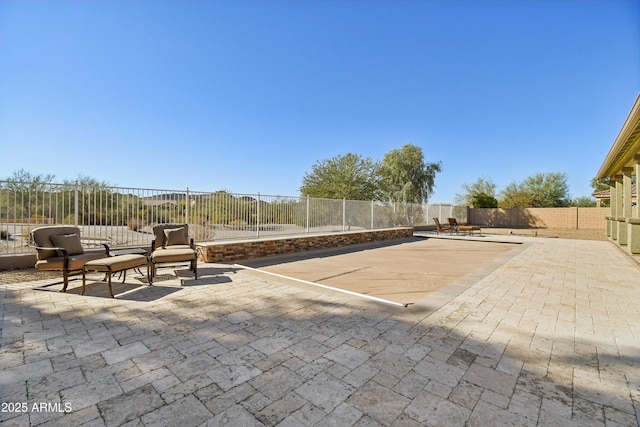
51 233 84 255
35 252 107 271
151 247 196 263
164 227 189 246
31 226 82 260
84 254 147 272
153 224 189 248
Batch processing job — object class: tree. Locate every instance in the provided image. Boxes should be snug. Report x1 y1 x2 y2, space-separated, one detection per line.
591 177 610 207
499 172 570 208
62 174 110 188
499 181 532 208
300 153 380 200
2 169 56 192
379 144 441 204
570 196 597 207
1 169 57 222
454 177 498 207
471 192 499 208
591 177 610 193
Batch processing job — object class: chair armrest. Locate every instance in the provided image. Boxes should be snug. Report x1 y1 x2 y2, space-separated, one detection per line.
189 235 195 249
31 245 70 258
31 244 109 257
151 239 157 252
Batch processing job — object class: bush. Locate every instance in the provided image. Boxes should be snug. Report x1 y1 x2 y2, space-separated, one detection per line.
127 218 145 231
0 230 8 239
190 224 215 241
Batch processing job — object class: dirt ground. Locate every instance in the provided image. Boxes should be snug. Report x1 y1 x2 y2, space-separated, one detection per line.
0 228 608 285
482 227 607 241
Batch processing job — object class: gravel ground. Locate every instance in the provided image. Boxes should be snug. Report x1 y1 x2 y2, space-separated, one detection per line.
0 228 608 285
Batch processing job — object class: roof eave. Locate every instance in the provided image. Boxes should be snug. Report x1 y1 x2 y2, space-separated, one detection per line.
596 93 640 180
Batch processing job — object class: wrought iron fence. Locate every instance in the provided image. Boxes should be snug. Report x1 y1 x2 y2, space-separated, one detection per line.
0 181 465 255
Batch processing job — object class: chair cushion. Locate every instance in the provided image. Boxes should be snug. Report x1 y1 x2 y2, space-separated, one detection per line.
35 253 108 271
164 227 189 246
51 233 84 255
153 224 189 248
31 226 81 260
84 254 147 272
151 247 196 263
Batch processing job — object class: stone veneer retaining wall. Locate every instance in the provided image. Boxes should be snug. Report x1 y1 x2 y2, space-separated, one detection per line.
196 227 414 263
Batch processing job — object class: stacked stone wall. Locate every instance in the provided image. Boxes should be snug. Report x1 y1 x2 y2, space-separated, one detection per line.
197 228 413 263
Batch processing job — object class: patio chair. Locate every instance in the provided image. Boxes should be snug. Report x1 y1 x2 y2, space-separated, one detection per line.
448 218 482 236
447 218 460 233
30 226 109 292
433 218 451 234
150 224 198 284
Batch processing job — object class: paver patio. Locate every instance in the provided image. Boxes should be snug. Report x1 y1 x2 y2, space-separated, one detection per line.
1 234 639 426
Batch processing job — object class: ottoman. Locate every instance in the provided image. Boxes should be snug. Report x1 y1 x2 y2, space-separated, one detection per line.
457 225 481 236
83 254 149 297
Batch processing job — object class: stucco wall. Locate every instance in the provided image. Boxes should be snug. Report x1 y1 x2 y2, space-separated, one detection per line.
468 207 613 229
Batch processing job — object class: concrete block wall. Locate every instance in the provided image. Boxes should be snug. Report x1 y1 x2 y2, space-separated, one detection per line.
468 207 612 229
197 228 414 263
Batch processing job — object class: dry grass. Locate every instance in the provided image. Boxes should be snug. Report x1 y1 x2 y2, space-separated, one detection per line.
0 269 61 285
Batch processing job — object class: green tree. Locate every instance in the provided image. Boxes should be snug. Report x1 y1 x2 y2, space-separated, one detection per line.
471 192 499 208
591 177 610 207
591 177 610 193
1 169 57 222
498 181 531 208
2 169 56 191
300 153 380 200
379 144 441 203
570 196 597 207
62 174 110 188
499 172 570 208
454 177 498 207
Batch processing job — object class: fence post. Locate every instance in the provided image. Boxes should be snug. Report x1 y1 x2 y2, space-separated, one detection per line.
257 193 261 238
371 200 374 230
74 180 79 226
343 198 346 231
306 196 310 234
185 187 190 225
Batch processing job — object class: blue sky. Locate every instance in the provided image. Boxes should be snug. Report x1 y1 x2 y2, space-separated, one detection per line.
1 0 639 203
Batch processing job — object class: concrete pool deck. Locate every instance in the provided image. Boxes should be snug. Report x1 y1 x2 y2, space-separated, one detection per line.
1 233 639 426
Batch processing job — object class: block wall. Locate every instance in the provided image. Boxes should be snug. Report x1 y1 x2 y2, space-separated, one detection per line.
468 207 613 229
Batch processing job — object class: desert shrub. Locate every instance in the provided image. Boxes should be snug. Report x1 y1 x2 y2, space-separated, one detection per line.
189 224 215 241
128 218 145 231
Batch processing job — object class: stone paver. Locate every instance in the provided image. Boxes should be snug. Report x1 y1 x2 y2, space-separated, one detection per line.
1 234 639 426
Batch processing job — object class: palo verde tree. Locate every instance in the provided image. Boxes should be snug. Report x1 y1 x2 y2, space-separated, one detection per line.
499 172 570 208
